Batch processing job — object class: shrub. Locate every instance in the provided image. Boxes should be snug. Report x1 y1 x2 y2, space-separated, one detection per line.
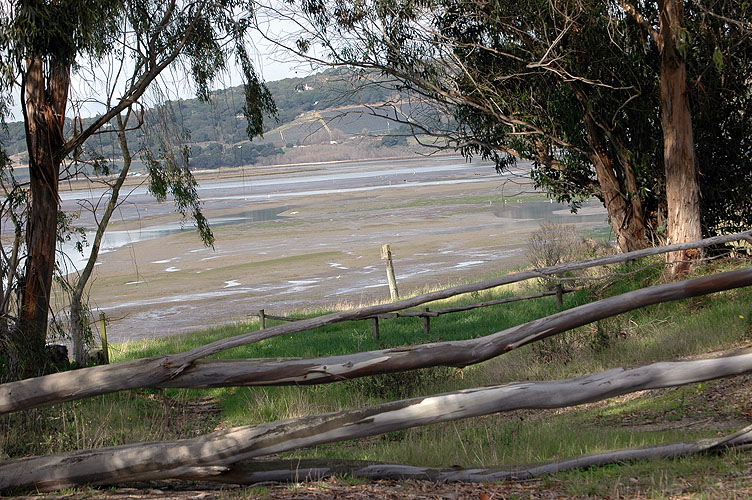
527 222 582 269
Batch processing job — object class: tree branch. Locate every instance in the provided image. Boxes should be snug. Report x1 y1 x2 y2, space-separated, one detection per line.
619 0 660 48
3 352 752 492
1 250 751 414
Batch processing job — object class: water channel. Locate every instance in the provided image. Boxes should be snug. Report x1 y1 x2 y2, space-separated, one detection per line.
14 155 612 342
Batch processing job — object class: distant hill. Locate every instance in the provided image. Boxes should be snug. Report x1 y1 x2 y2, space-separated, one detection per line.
1 68 432 173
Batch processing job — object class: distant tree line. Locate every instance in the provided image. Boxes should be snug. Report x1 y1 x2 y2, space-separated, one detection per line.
190 142 283 169
0 68 396 173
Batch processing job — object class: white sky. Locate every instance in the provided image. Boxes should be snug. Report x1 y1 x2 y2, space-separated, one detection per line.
4 12 316 122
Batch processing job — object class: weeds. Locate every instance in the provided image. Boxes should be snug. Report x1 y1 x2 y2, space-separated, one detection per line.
346 366 458 400
0 389 219 458
2 256 751 496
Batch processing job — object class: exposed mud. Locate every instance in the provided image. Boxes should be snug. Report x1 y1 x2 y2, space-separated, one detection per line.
49 156 609 344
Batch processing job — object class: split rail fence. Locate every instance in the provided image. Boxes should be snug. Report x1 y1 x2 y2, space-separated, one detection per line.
252 287 576 340
1 231 751 492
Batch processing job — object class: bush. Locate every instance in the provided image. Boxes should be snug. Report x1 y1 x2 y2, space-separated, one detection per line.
347 366 457 401
527 222 582 269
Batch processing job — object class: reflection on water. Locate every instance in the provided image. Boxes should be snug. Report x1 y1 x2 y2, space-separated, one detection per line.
209 206 295 226
58 206 293 273
493 200 606 222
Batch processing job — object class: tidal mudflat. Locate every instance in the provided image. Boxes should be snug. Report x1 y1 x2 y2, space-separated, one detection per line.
53 155 609 343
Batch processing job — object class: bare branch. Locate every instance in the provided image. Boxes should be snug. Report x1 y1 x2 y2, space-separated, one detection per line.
619 0 660 47
3 352 752 491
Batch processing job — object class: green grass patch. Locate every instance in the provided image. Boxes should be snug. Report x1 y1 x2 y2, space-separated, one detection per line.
347 192 552 213
4 256 752 496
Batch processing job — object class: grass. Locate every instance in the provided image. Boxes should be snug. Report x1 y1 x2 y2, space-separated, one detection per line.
346 191 551 213
2 254 752 497
0 388 220 458
551 451 751 498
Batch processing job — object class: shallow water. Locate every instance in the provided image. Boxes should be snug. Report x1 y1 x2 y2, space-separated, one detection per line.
57 205 293 273
42 155 613 343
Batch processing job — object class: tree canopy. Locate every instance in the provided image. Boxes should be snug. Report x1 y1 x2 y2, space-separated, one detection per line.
0 0 277 377
278 0 752 248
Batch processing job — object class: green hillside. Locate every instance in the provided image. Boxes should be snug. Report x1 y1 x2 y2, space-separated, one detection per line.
1 68 406 171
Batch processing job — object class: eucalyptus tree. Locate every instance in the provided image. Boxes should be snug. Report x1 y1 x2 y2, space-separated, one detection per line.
65 92 215 366
272 0 751 256
0 0 276 377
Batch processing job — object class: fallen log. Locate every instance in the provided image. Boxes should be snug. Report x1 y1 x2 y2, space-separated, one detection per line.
170 425 752 484
2 352 752 492
2 266 751 412
371 289 573 319
175 231 752 364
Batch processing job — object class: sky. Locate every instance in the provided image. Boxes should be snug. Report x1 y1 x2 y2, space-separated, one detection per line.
3 10 316 122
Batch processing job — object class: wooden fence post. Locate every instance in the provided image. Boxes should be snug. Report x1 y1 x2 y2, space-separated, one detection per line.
381 244 399 301
372 317 380 343
423 307 431 337
258 309 266 330
99 312 109 365
556 284 564 308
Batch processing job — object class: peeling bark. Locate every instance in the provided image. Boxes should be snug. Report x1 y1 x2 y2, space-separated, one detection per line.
658 0 702 274
1 265 751 414
2 353 752 492
17 56 71 375
584 112 649 252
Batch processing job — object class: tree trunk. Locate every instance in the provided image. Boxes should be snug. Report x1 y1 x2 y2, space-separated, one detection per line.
69 297 86 366
659 0 702 275
16 57 70 376
70 112 134 366
168 424 752 484
2 264 751 414
583 112 649 252
2 352 752 492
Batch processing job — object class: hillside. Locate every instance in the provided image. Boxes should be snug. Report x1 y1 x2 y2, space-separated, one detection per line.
1 68 429 173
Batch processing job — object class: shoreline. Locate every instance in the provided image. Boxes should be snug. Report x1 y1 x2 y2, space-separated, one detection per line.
57 168 608 344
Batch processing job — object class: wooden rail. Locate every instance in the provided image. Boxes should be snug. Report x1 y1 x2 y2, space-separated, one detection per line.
1 233 750 415
252 288 574 340
368 288 575 340
177 230 752 362
1 234 752 491
4 351 752 491
249 309 303 329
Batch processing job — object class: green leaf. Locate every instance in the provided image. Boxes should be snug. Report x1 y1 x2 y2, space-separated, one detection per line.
713 46 724 73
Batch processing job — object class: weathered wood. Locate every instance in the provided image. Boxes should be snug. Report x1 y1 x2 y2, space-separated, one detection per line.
556 284 564 308
371 289 573 320
431 289 569 315
175 231 751 365
422 308 431 336
375 310 440 319
381 243 399 300
372 317 380 342
100 312 109 365
262 314 302 322
2 267 751 412
3 353 752 492
170 425 752 484
258 309 265 330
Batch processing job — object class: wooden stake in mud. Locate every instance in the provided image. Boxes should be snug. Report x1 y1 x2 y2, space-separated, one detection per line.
381 243 399 301
99 312 109 364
